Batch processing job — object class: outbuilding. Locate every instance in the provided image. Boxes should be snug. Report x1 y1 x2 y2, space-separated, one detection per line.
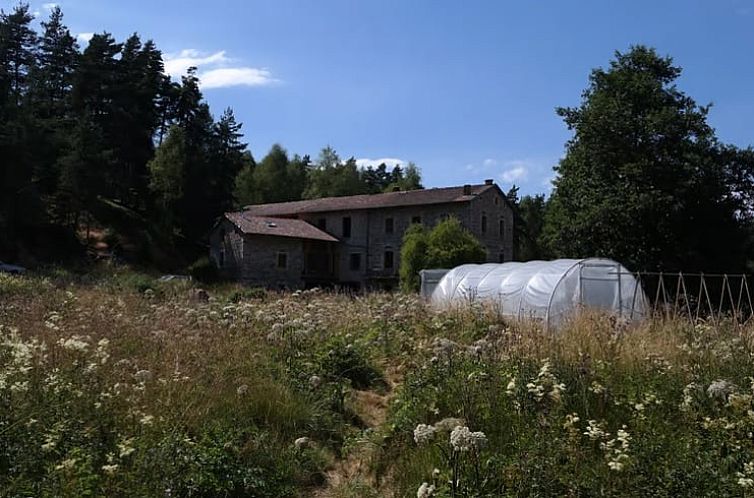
427 258 647 329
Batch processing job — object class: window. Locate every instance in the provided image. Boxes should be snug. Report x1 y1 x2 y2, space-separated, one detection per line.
384 250 394 269
317 218 327 230
481 214 487 234
499 251 505 263
494 197 499 205
342 216 352 238
411 215 422 225
277 252 288 269
349 253 361 271
499 218 505 238
385 217 394 234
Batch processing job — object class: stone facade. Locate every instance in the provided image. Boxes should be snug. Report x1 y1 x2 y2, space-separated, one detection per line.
211 182 514 289
210 219 306 288
296 186 513 287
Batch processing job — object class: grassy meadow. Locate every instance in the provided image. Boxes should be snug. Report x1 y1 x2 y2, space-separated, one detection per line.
2 267 754 497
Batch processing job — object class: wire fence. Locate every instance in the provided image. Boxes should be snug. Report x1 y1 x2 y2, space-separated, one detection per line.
635 272 754 324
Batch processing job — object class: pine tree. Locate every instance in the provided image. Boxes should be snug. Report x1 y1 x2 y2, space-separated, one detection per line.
0 4 41 242
209 107 247 213
29 6 78 199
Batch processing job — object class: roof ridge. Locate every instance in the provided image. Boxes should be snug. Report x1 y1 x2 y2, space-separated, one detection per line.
243 183 492 211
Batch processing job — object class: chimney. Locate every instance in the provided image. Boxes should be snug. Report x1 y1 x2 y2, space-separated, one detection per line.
484 178 494 185
392 185 401 192
463 184 472 195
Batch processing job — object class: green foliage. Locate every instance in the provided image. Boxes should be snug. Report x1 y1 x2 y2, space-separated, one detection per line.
380 316 754 497
247 144 307 204
5 272 754 496
227 286 267 302
188 256 218 284
399 218 487 292
361 161 423 194
507 188 551 261
545 45 754 272
304 147 366 199
426 217 487 268
317 337 385 390
399 223 429 292
148 125 186 216
0 4 426 262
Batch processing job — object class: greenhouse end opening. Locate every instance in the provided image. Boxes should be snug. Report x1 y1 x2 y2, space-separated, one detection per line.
422 258 648 330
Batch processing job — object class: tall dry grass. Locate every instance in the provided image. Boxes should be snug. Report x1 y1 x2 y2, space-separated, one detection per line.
2 268 754 497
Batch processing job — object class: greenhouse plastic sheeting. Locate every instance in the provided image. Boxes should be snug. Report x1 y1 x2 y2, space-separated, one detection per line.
429 258 647 329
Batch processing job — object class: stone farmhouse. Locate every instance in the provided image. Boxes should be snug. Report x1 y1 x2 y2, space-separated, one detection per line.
209 180 514 289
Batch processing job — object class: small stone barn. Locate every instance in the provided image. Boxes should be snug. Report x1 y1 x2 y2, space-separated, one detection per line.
209 212 338 288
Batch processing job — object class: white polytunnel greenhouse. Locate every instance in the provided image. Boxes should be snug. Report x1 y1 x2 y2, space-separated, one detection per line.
422 258 648 329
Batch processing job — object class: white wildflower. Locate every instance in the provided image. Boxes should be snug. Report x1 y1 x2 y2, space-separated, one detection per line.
236 384 249 395
55 458 77 471
413 424 436 446
102 464 118 475
563 413 580 430
58 336 89 352
707 379 736 401
294 437 310 450
449 425 486 452
118 438 136 458
133 369 152 383
584 420 608 440
417 482 436 498
739 477 754 488
140 414 155 425
309 375 322 388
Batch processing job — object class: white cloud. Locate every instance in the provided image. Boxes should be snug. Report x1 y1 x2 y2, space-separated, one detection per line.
482 158 497 167
42 2 58 10
200 67 277 89
163 49 230 77
32 9 41 17
163 49 278 89
355 158 407 169
77 32 94 43
500 163 529 184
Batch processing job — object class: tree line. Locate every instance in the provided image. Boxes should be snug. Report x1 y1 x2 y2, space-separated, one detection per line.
3 3 752 275
0 4 422 265
508 46 754 273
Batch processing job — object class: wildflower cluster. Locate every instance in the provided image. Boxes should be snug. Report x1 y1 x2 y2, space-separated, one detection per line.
526 358 566 403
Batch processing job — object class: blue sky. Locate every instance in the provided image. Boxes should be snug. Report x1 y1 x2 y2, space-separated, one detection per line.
19 0 754 195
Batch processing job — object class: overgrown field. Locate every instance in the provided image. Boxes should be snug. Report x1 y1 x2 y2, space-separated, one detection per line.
3 268 754 497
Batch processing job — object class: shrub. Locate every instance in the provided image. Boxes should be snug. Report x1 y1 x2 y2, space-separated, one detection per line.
318 339 384 390
228 287 267 302
399 217 487 292
399 224 429 292
188 256 218 284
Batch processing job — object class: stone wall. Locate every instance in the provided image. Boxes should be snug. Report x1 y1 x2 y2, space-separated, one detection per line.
468 186 515 263
210 220 305 288
297 186 513 287
211 185 514 289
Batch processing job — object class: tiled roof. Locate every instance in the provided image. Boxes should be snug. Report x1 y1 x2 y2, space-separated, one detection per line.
225 212 338 242
243 184 497 216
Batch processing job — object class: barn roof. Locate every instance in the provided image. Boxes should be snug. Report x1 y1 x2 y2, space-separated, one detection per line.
225 212 338 242
243 183 498 216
